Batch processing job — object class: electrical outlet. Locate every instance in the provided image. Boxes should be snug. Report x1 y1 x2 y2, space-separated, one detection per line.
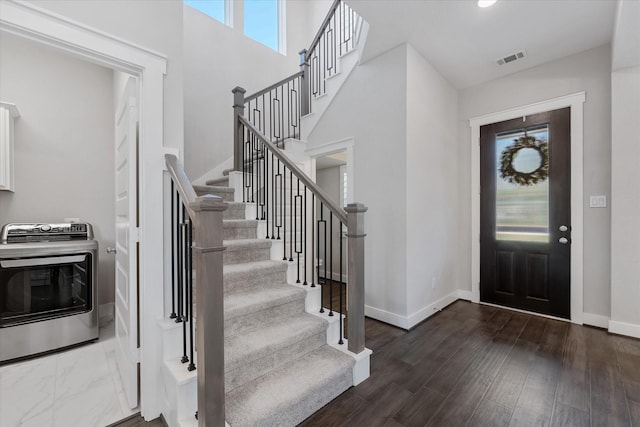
431 277 436 290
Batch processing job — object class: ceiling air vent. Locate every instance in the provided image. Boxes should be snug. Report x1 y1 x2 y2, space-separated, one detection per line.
497 50 527 66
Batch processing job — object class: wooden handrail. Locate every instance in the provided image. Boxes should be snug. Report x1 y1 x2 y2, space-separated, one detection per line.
244 71 304 103
165 154 198 218
305 0 342 62
238 116 347 224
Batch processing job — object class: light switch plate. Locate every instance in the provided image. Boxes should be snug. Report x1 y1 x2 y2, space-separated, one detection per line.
589 195 607 208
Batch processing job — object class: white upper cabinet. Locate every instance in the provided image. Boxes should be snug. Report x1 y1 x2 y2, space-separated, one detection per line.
0 102 19 192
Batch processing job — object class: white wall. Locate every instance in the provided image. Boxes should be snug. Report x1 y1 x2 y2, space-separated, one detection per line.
183 0 317 181
0 33 115 306
458 44 612 318
405 45 459 321
309 44 408 325
26 0 184 152
610 66 640 336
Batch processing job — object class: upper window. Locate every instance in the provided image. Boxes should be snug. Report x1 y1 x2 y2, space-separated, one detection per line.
184 0 228 25
244 0 280 52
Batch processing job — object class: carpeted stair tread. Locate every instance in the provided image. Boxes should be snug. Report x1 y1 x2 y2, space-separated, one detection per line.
226 345 354 427
225 312 325 369
206 176 229 186
224 284 306 336
223 238 272 265
223 259 287 276
223 260 289 293
224 238 272 250
224 313 327 391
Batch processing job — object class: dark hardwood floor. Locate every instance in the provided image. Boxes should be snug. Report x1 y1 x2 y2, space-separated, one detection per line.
302 300 640 427
114 300 640 427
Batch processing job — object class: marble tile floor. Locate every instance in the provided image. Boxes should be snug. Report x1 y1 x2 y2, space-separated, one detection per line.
0 319 138 427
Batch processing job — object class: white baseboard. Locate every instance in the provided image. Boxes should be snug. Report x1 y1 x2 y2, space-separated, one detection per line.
457 290 473 301
406 291 459 329
365 305 409 329
99 302 114 324
365 290 459 330
582 312 609 329
609 320 640 339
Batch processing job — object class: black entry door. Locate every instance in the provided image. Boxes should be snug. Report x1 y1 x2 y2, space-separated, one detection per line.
480 108 571 318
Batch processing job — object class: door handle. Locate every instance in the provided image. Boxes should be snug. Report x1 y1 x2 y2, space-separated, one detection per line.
558 237 569 244
106 247 117 254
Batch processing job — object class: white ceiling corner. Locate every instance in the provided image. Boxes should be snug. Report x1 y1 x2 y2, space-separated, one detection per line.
349 0 618 89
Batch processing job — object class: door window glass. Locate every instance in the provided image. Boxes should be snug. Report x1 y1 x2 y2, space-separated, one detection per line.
495 125 549 242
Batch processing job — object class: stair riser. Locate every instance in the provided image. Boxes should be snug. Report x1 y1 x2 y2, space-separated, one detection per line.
224 268 287 293
223 247 271 265
223 225 257 240
225 297 305 338
223 204 245 220
225 331 326 393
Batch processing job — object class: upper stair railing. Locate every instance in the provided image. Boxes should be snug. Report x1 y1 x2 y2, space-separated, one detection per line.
165 154 227 427
233 0 363 171
300 0 361 113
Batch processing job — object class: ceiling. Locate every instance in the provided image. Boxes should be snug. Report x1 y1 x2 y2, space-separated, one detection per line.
349 0 618 89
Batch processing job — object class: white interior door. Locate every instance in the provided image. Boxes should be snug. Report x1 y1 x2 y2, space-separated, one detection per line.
114 76 140 409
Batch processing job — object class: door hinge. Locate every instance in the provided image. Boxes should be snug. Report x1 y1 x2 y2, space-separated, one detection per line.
131 227 140 242
132 347 141 363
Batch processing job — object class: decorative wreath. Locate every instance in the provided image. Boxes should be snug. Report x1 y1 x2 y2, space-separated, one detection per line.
499 135 549 186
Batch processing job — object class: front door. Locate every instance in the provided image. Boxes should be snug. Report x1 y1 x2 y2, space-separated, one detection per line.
114 76 140 408
480 108 571 318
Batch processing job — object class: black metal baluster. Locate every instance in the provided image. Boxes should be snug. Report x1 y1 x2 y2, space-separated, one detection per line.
318 202 325 313
170 182 177 319
303 185 308 285
243 125 247 202
311 193 315 287
329 212 334 316
289 170 293 261
181 205 188 364
265 143 269 238
295 179 301 283
271 152 276 239
339 221 344 344
282 164 287 260
187 218 195 371
261 141 266 221
276 160 282 240
176 199 184 324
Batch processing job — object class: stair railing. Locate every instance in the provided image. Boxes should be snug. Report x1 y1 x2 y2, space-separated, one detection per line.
165 154 227 427
300 0 361 115
233 0 363 171
236 117 367 354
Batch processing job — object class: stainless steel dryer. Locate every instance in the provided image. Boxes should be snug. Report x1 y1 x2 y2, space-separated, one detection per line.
0 223 98 363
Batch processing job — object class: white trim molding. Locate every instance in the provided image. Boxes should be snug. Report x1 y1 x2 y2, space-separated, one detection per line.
365 290 459 330
469 92 586 325
582 312 610 329
1 1 168 420
609 320 640 339
306 136 355 204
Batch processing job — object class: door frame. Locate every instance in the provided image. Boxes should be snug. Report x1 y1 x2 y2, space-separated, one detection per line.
0 1 168 419
469 92 585 324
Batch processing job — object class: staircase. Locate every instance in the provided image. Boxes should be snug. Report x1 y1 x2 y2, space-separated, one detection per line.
160 174 369 427
161 1 371 425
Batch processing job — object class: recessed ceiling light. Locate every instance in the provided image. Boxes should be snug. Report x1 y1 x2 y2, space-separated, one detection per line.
478 0 497 7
